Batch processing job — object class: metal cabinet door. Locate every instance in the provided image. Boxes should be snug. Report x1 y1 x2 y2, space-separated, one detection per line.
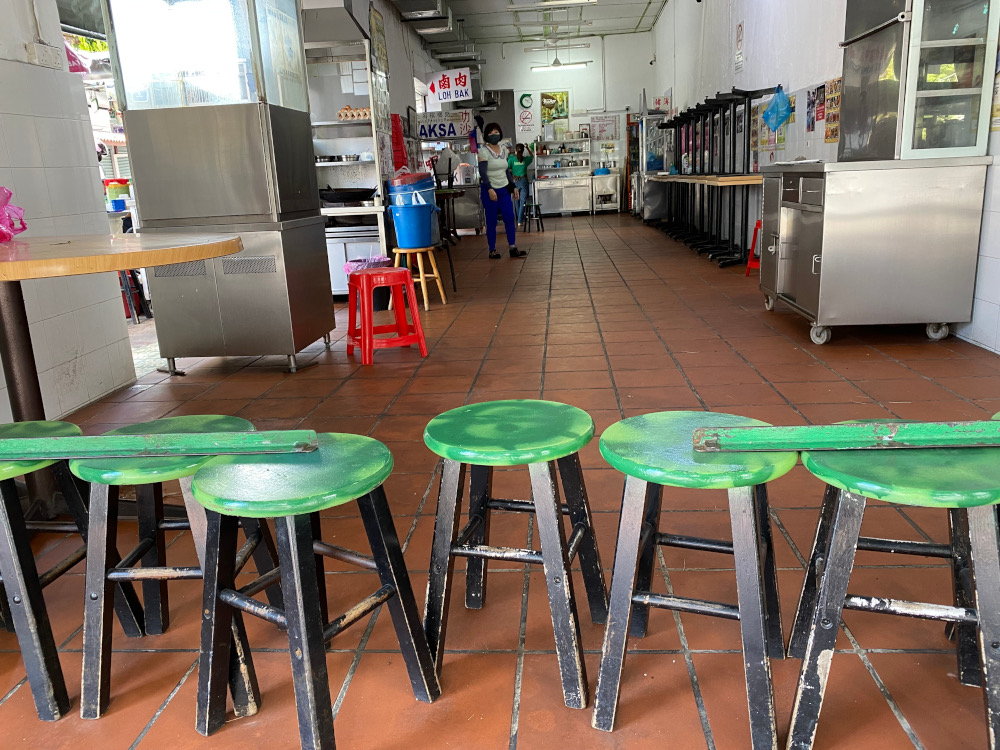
779 206 824 317
537 185 562 214
563 181 592 212
760 177 781 295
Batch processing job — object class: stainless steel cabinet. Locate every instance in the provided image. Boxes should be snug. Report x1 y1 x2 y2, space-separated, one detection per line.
760 159 988 344
535 178 593 214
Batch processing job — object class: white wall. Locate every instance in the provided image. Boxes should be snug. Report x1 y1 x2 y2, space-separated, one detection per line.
480 32 656 123
650 0 846 112
0 0 135 422
365 0 439 117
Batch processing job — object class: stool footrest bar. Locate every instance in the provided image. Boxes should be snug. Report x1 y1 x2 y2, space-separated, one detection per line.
488 498 571 514
856 536 953 558
322 584 396 642
843 594 978 623
237 567 281 598
657 533 734 555
566 523 587 564
37 545 87 588
107 566 202 581
632 591 741 620
312 540 378 571
455 515 485 547
451 543 543 565
219 588 287 628
117 537 156 570
234 532 261 574
157 519 191 532
25 521 80 534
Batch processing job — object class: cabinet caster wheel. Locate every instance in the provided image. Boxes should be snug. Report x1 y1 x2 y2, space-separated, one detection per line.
926 323 950 341
763 295 775 312
810 325 832 346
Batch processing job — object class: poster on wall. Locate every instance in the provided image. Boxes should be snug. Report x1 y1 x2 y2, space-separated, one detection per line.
788 94 796 124
369 6 389 75
992 56 1000 131
824 77 841 144
806 90 816 133
540 91 569 125
815 84 826 120
590 114 619 140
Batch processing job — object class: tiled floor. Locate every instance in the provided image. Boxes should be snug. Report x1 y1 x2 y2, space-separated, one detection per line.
4 214 1000 749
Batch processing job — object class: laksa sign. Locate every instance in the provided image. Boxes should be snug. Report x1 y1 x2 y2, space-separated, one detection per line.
428 68 472 103
415 110 476 140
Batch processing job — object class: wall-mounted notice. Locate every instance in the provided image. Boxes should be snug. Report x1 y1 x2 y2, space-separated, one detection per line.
824 77 842 144
590 114 619 140
415 110 476 139
428 68 472 103
540 91 569 125
788 94 796 124
815 84 826 121
735 21 744 73
806 89 816 133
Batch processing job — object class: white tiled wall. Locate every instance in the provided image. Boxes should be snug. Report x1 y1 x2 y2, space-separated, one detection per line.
0 56 136 420
955 129 1000 352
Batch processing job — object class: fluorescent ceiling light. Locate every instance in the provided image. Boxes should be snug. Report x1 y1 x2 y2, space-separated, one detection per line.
531 61 591 71
508 0 596 10
515 19 592 26
523 43 590 51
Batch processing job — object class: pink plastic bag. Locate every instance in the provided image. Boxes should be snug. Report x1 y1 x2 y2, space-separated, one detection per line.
0 187 27 243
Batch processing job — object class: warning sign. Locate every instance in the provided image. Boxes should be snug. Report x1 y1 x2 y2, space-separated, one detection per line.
519 110 533 126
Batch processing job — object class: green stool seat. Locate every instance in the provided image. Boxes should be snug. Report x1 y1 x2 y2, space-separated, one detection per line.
70 415 253 485
802 446 1000 508
192 433 393 518
0 421 82 482
599 411 798 489
423 400 594 466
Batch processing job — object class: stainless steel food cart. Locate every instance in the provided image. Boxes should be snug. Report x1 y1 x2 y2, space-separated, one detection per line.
759 158 990 344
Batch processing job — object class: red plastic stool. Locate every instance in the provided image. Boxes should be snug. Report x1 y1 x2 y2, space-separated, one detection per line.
745 220 763 277
347 267 429 365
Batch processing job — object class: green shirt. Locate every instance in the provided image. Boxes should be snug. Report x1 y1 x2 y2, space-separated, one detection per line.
508 153 533 178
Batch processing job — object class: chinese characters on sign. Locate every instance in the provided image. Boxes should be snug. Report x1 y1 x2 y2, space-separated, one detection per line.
415 111 475 139
429 68 472 103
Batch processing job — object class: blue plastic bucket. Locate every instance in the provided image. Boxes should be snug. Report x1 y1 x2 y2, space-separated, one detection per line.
389 203 438 248
388 177 436 206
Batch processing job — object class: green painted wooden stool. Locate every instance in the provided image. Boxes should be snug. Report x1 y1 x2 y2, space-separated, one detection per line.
69 415 280 720
0 420 104 722
423 400 608 710
190 432 440 749
787 443 1000 750
592 411 796 748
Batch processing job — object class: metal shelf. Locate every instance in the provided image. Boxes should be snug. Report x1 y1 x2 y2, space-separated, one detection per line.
316 160 377 167
312 120 373 127
320 205 384 216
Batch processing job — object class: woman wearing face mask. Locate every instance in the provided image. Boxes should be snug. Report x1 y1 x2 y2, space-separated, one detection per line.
478 123 526 259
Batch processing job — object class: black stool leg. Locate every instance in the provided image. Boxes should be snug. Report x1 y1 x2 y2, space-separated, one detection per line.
949 508 983 687
358 486 441 703
137 483 169 635
558 453 609 625
276 513 336 750
788 483 839 659
754 484 785 659
592 475 649 731
0 478 69 721
628 482 662 638
197 511 258 735
53 463 144 638
81 483 122 719
424 459 467 674
310 513 329 625
967 503 1000 750
786 490 866 750
465 465 492 609
728 485 778 750
529 460 587 709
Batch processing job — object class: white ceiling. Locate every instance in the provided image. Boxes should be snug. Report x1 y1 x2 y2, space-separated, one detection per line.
447 0 668 44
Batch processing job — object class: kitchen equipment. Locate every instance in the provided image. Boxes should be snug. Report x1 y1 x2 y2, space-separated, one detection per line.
343 154 360 162
319 186 378 204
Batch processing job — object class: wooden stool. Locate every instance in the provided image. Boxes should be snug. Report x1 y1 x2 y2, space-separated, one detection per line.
393 246 447 310
787 439 1000 749
0 420 125 722
523 202 544 233
191 433 440 749
423 400 608 709
592 412 795 748
347 267 428 366
70 415 281 719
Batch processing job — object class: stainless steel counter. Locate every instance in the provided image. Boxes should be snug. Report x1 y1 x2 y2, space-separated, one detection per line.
759 158 991 344
535 177 593 215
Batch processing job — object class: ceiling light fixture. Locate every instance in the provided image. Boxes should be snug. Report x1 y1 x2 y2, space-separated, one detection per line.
531 61 591 71
523 43 590 51
507 0 596 10
514 19 592 26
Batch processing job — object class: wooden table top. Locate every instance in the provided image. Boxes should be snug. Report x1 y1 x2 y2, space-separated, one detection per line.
0 233 243 281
